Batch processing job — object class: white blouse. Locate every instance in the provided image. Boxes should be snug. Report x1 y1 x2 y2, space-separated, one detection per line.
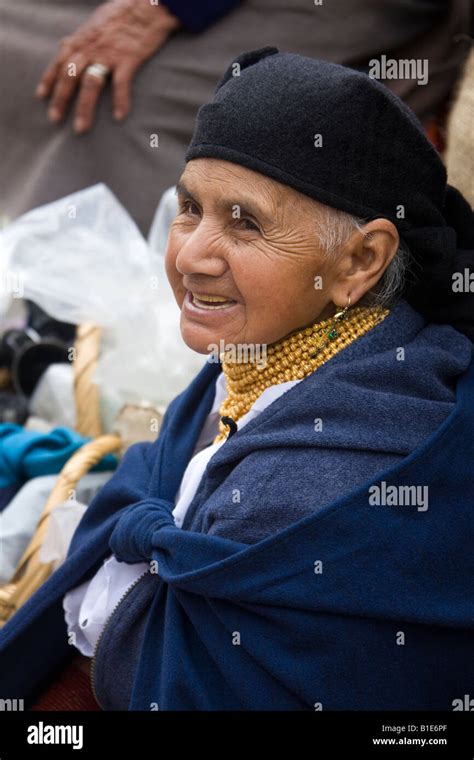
63 371 301 656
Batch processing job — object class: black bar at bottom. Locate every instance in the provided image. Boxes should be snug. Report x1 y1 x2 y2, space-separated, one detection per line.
0 711 473 758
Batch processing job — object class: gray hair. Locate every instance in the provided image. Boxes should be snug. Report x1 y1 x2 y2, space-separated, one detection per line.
314 205 411 307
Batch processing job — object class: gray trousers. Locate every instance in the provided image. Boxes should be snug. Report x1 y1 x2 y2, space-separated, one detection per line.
0 0 469 234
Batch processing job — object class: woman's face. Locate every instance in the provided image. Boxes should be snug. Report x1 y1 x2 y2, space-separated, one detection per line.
165 158 341 354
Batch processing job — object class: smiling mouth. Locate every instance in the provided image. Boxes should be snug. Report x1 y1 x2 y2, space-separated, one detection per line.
190 292 237 310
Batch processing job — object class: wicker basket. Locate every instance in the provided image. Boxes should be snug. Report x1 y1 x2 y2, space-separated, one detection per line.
0 324 121 626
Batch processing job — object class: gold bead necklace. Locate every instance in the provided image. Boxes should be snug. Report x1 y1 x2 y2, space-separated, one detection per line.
213 304 389 444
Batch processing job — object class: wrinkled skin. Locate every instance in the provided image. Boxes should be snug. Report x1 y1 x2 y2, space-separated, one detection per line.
166 158 399 354
36 0 180 133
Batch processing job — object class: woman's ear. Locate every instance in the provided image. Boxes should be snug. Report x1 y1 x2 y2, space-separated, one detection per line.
329 218 400 307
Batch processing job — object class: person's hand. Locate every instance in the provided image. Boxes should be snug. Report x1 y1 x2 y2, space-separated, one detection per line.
35 0 181 134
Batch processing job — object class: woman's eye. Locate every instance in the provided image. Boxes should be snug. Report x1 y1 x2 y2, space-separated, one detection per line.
181 199 200 216
236 218 260 232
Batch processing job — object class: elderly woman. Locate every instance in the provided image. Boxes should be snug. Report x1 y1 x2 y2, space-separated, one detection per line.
1 48 474 711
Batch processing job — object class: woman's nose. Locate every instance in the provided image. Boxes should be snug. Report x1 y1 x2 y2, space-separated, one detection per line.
175 223 228 277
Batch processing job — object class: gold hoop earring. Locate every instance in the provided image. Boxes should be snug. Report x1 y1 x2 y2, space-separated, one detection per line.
333 295 351 322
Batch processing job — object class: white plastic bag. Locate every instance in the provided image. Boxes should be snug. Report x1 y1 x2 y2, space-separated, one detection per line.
39 499 88 570
148 185 179 256
0 184 204 429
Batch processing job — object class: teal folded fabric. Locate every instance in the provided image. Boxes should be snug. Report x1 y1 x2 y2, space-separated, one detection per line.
0 425 117 488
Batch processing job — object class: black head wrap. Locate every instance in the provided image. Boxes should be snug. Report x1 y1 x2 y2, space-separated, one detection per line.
185 47 474 340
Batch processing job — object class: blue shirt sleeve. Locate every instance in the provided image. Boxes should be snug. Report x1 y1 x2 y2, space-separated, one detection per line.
162 0 241 32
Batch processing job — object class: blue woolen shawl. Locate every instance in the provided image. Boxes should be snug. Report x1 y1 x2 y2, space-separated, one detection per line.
0 302 473 710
